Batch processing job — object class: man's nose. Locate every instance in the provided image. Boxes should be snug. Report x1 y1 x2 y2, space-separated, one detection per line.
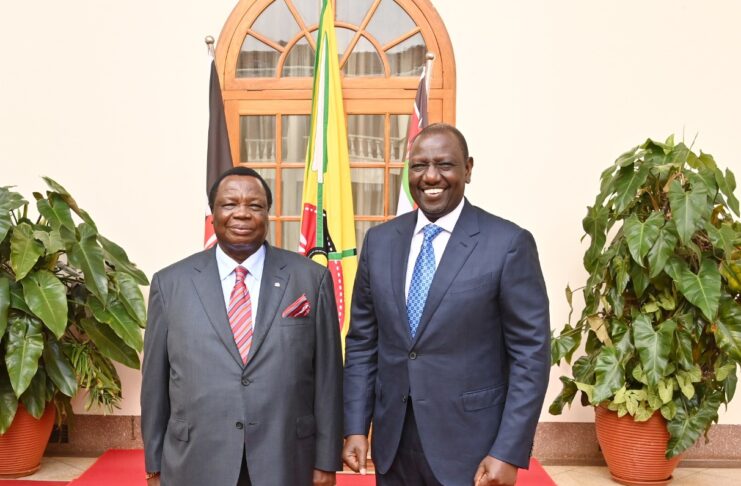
422 164 441 182
233 203 252 218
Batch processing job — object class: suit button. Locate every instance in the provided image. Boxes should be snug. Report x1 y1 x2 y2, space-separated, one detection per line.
409 351 417 360
236 422 244 429
402 395 408 403
241 377 251 386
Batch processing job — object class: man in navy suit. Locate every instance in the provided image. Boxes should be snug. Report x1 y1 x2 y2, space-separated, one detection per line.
342 124 550 486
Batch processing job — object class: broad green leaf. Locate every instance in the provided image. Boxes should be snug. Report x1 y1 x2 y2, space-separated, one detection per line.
0 366 19 434
667 394 721 458
612 255 630 295
613 163 651 213
670 258 721 321
36 196 75 242
21 270 68 339
688 171 717 199
616 147 644 167
99 235 149 286
725 371 738 403
630 264 649 298
69 223 108 304
658 378 673 404
43 177 99 233
719 259 741 293
657 290 676 311
624 212 664 266
593 347 624 403
716 167 740 216
33 229 66 254
10 223 44 280
647 226 678 278
42 338 77 397
674 328 693 370
573 356 595 383
88 296 143 353
551 325 580 365
715 297 741 362
668 180 707 245
115 272 146 327
715 362 736 382
675 373 695 399
632 316 676 387
588 316 612 345
704 222 738 257
9 281 31 314
614 327 634 363
20 369 47 419
549 376 577 415
4 315 44 396
78 318 140 369
613 386 627 404
0 212 11 243
575 382 595 404
634 402 654 422
0 277 9 337
661 400 677 421
42 177 73 197
0 187 27 212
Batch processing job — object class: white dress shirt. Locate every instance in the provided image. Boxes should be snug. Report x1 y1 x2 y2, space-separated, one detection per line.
215 244 265 328
404 198 465 299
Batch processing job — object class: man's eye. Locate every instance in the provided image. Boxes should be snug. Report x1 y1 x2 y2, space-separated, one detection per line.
411 164 427 172
250 204 264 211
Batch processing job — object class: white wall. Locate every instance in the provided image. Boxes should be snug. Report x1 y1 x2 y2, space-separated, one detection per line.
2 1 740 423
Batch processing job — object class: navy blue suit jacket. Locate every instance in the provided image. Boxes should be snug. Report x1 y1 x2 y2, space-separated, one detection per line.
343 200 550 485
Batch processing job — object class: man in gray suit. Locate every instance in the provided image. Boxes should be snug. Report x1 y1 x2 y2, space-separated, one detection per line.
141 167 343 486
342 124 550 486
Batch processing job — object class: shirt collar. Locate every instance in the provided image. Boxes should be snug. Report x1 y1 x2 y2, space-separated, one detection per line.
215 243 266 282
413 197 466 236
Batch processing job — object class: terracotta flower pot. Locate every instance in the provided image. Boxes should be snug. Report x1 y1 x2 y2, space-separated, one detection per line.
0 404 55 478
594 406 682 486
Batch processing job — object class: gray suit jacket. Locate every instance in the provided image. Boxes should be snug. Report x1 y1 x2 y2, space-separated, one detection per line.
344 201 550 486
141 244 342 486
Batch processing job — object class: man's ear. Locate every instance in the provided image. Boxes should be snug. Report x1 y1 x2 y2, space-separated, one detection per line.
465 156 474 183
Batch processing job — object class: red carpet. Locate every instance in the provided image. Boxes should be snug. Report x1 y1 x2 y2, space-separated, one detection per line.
0 482 67 486
69 450 555 485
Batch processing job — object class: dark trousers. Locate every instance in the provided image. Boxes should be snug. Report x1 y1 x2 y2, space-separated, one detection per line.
237 451 252 486
377 402 443 486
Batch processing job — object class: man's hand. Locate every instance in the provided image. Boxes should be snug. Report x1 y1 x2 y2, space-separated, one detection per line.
313 468 336 486
473 456 518 486
342 434 369 474
146 477 160 486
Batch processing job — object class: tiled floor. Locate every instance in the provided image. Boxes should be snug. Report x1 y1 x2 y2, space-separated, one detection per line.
5 458 741 485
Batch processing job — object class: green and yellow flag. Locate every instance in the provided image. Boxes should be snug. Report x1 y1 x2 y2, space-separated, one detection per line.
298 0 357 347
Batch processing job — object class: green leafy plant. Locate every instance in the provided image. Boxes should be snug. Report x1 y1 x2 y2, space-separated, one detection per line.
0 178 148 434
550 136 741 458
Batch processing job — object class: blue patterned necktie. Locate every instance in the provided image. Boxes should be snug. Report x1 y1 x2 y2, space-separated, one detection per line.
407 224 444 338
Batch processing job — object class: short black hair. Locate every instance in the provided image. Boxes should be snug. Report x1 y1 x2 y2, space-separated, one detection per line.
413 123 470 161
208 166 273 211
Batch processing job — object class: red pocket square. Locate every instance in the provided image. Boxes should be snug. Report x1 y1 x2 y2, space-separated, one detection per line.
282 294 311 318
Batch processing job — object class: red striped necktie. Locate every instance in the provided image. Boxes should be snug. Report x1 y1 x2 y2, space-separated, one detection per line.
228 266 253 364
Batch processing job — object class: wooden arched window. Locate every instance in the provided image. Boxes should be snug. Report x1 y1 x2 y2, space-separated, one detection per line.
216 0 455 250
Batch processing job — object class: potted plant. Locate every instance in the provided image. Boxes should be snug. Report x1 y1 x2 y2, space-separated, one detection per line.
0 178 148 477
550 136 740 485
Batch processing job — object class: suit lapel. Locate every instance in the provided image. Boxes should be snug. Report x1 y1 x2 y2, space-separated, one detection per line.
391 213 416 341
247 244 288 364
411 201 480 347
191 248 244 367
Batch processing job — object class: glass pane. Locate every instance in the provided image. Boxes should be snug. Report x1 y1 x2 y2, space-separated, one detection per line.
267 219 277 245
365 0 416 47
252 168 277 216
388 166 404 215
390 114 410 162
343 36 384 77
283 36 315 77
336 0 375 26
347 115 384 163
292 0 320 28
334 27 356 62
387 33 426 77
355 220 381 254
282 115 311 162
281 168 305 216
237 36 279 78
240 116 276 163
282 221 300 251
351 168 384 216
251 0 300 47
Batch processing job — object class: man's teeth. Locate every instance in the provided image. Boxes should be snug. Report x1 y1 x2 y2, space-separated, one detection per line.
424 188 443 195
